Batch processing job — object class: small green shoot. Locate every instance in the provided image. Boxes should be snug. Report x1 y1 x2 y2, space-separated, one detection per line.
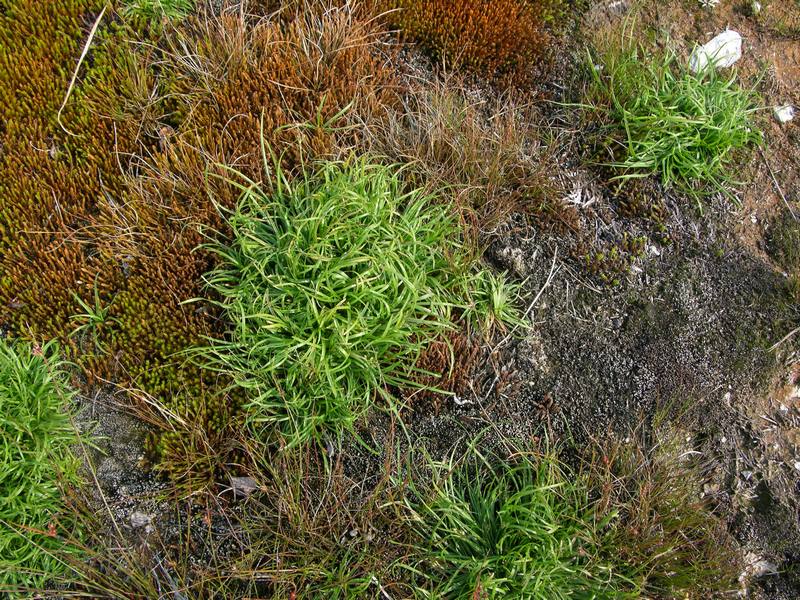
463 269 525 336
70 281 119 354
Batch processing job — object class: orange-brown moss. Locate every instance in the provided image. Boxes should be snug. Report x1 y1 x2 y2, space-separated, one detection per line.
407 327 482 408
0 1 113 339
373 0 553 85
0 1 399 485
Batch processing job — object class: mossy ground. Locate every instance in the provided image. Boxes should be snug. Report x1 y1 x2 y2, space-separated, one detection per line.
1 0 799 597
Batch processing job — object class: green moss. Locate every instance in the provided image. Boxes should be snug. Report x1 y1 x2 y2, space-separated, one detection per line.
767 210 800 273
583 234 646 285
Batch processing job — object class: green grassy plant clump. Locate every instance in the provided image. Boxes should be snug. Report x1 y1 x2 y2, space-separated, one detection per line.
406 451 632 599
407 441 741 599
202 156 510 448
0 338 82 592
584 44 761 200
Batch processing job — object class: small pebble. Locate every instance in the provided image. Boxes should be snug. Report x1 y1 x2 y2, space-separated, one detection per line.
230 476 260 498
129 511 152 529
774 105 795 124
750 559 779 578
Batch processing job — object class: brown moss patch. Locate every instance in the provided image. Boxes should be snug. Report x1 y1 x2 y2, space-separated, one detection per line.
0 1 399 485
372 0 555 86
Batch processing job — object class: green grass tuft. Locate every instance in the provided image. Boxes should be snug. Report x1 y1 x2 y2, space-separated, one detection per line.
405 434 742 599
405 450 634 599
583 43 761 201
200 154 514 449
0 338 82 593
122 0 195 21
587 426 743 598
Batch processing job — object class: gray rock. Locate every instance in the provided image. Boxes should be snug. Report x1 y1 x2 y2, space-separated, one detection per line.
129 511 153 529
230 476 259 498
690 30 742 72
607 0 630 16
